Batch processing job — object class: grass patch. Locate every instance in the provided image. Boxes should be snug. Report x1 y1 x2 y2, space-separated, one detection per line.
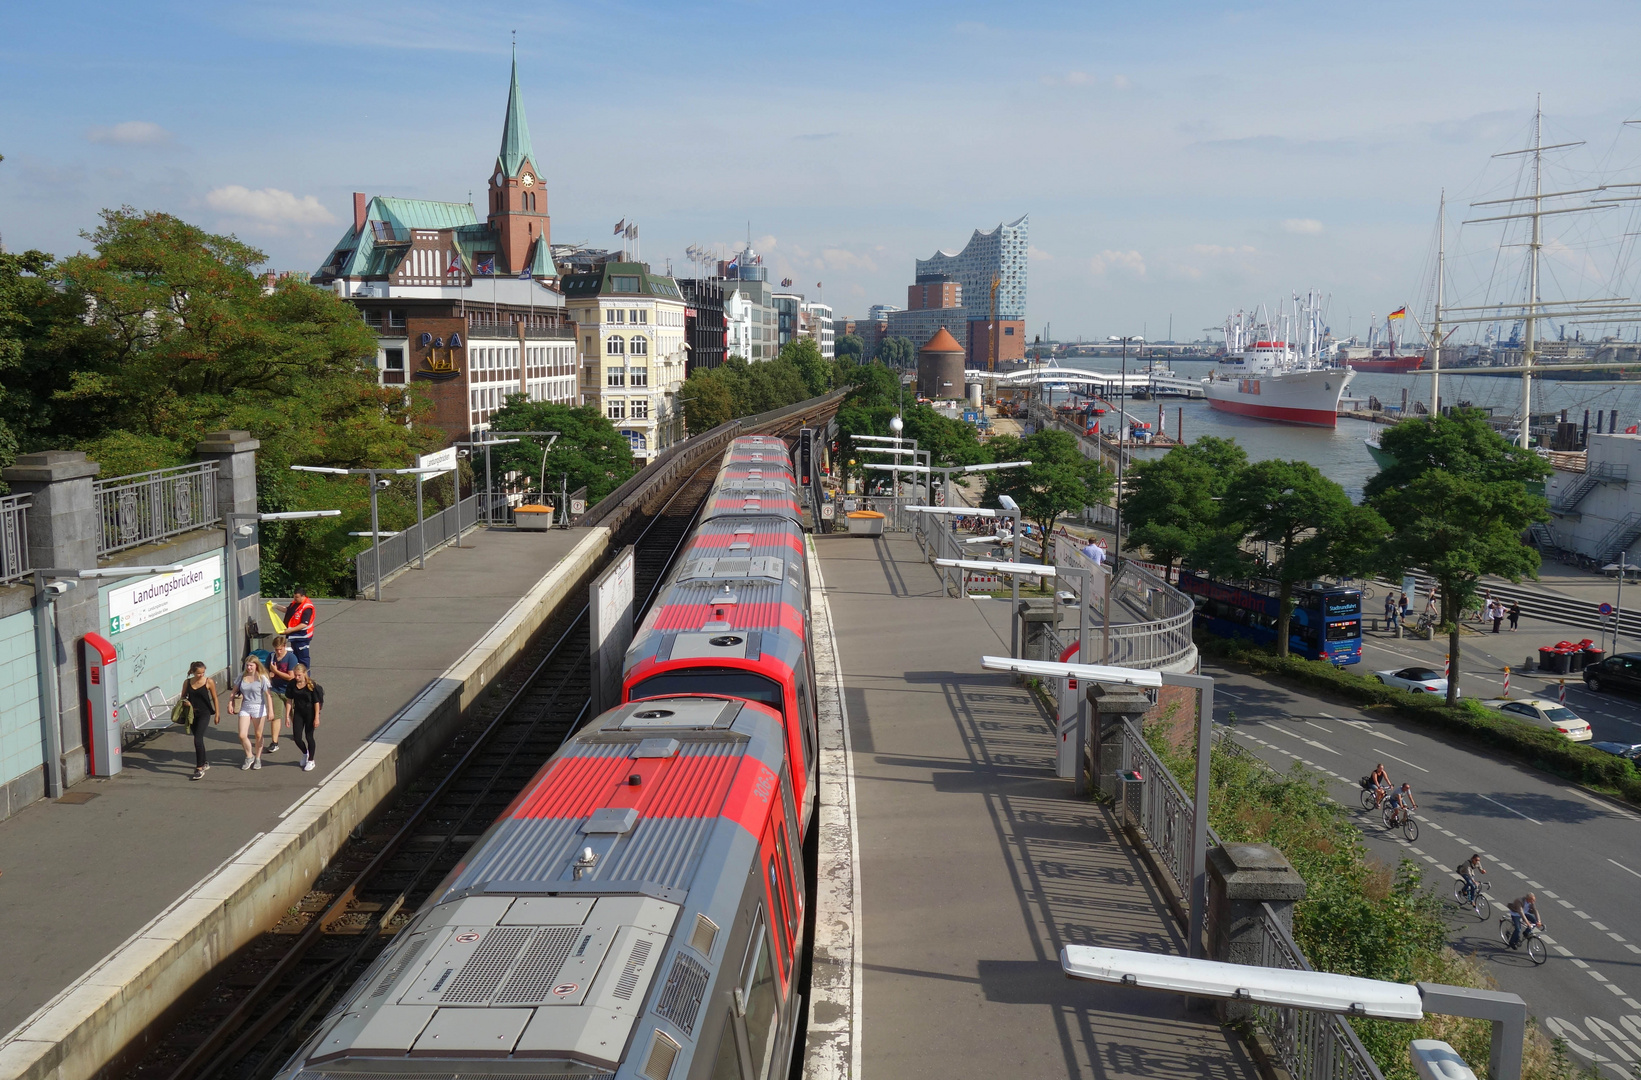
1199 634 1641 807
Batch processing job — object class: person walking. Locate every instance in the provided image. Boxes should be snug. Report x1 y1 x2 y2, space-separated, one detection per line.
1399 593 1412 630
1508 600 1521 632
266 635 297 753
287 665 325 773
1491 598 1505 634
181 661 220 782
231 657 273 770
1384 593 1397 634
1474 590 1492 624
283 589 317 672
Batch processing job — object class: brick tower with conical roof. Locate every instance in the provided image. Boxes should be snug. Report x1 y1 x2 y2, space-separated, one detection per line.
485 46 550 274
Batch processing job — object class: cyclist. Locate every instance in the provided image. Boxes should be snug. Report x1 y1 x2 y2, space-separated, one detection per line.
1506 893 1543 950
1386 782 1417 825
1457 853 1487 906
1366 763 1391 806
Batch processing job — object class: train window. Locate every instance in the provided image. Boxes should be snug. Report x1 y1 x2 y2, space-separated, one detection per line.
793 668 815 774
741 914 780 1079
630 669 784 714
774 828 801 919
709 1017 743 1080
766 858 790 972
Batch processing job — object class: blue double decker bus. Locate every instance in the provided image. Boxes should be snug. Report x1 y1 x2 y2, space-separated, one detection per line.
1177 573 1363 665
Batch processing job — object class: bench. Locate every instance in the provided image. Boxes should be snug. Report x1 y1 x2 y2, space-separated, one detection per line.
122 687 179 732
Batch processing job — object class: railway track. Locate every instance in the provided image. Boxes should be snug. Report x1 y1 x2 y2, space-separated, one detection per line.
122 462 723 1080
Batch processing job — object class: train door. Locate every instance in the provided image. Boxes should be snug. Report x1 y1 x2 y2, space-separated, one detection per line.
708 909 781 1080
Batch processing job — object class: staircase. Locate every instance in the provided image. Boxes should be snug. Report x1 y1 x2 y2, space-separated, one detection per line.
1596 511 1641 564
1527 522 1555 549
1549 460 1629 513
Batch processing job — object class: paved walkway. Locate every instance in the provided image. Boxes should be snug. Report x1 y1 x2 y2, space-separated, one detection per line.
0 526 594 1036
815 532 1255 1080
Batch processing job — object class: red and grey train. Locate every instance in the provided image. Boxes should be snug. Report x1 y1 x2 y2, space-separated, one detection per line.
276 436 817 1080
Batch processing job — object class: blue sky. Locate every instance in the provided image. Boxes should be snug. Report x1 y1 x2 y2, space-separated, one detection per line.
6 1 1641 342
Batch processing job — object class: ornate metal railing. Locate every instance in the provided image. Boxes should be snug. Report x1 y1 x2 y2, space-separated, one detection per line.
1120 721 1385 1080
0 493 31 584
95 462 219 555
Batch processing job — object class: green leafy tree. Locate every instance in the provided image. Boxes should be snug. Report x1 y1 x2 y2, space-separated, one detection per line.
1365 410 1551 702
0 248 54 475
489 399 637 503
778 337 832 397
984 429 1112 551
1120 435 1248 582
1212 460 1388 657
877 335 914 371
834 333 863 361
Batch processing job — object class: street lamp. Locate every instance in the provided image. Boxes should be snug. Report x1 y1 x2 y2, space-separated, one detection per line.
33 563 186 797
1113 335 1138 565
224 510 342 666
292 465 450 601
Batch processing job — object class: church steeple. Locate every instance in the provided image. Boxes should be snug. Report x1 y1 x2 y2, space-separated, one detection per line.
486 44 549 275
497 44 535 178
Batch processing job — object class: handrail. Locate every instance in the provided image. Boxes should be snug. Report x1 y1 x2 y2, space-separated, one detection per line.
0 493 32 584
94 462 219 556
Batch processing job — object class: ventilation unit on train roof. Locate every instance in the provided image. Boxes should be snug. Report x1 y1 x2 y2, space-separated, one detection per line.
608 698 743 731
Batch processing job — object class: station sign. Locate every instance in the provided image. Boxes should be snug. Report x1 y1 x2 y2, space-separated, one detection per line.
417 446 459 474
107 553 223 635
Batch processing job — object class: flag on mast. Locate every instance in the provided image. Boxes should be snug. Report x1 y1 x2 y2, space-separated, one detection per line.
613 219 625 235
1388 307 1407 320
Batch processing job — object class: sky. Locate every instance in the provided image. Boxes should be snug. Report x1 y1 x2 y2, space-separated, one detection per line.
7 1 1641 344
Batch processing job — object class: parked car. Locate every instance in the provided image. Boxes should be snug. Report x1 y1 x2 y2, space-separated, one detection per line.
1583 652 1641 695
1480 698 1594 741
1374 666 1454 696
1590 740 1641 760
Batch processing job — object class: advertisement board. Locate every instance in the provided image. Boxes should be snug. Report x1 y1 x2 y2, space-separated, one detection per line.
107 553 223 635
589 546 635 714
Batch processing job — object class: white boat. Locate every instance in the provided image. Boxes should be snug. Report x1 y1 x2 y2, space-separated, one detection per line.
1205 336 1353 428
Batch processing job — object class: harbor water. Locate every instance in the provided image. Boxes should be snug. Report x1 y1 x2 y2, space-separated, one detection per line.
1048 357 1641 500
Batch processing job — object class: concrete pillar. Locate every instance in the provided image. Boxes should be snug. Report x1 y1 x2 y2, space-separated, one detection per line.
1206 843 1308 1021
1017 597 1060 662
1087 684 1151 799
3 451 101 786
195 432 261 657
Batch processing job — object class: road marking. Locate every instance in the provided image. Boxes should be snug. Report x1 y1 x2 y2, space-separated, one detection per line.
1628 945 1641 954
1381 751 1428 773
1573 790 1641 821
1576 911 1592 919
1512 870 1528 879
1542 889 1560 898
1573 958 1590 968
1423 855 1438 864
1477 792 1543 825
1455 837 1473 846
1626 998 1641 1010
1609 932 1625 941
1592 921 1609 931
1340 719 1408 745
1558 900 1576 909
1529 880 1544 888
1556 946 1575 956
1589 971 1608 982
1496 861 1515 870
1305 720 1334 733
1609 858 1641 881
1408 846 1424 855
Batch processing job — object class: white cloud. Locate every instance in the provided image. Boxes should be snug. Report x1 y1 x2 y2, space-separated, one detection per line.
1029 245 1055 261
1112 74 1131 90
820 248 878 273
1281 218 1324 235
1090 250 1146 277
1190 244 1258 256
206 185 337 226
86 121 174 146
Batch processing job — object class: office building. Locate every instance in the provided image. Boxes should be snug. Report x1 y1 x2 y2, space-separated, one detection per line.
678 278 728 374
311 53 575 442
801 301 834 359
774 292 803 351
906 214 1029 368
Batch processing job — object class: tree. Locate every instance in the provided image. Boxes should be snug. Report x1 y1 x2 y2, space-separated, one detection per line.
877 336 914 371
778 337 833 397
984 429 1112 550
489 399 637 503
835 333 863 361
1121 435 1248 582
1214 460 1387 658
1365 410 1550 702
0 248 54 475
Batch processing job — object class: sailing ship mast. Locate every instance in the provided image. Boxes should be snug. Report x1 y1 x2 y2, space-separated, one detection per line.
1522 99 1543 448
1431 191 1444 414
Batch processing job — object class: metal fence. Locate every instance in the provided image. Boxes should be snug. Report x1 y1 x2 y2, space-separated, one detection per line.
1056 539 1195 669
1117 720 1385 1080
95 462 219 556
0 493 31 584
354 491 508 597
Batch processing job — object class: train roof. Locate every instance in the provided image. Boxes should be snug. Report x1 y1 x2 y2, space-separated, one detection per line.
699 438 801 524
292 697 787 1077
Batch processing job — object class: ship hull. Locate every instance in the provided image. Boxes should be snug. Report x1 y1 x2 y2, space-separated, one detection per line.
1348 356 1425 373
1205 367 1351 428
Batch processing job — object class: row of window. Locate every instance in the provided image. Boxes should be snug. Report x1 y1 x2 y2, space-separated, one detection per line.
605 335 649 355
469 378 576 428
605 399 650 420
606 367 649 387
363 309 407 328
606 308 648 325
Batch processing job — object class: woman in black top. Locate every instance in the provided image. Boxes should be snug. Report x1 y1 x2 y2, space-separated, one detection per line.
181 661 220 781
287 665 324 773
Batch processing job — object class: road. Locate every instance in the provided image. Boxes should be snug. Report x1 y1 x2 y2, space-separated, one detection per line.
1206 630 1641 1077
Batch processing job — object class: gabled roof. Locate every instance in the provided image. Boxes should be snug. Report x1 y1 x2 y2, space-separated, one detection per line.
316 196 481 280
560 261 682 300
497 47 535 178
527 235 556 277
922 326 965 354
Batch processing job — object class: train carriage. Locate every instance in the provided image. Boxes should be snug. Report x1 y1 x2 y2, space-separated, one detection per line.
277 696 808 1080
698 436 802 525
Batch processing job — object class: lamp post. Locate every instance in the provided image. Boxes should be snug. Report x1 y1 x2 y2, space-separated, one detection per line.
293 465 451 601
34 563 187 797
224 510 342 667
1114 335 1136 565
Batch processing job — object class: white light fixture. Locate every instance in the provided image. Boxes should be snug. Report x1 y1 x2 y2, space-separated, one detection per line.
980 656 1163 689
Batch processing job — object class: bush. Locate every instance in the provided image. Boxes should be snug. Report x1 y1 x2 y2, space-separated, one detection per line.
1199 634 1641 805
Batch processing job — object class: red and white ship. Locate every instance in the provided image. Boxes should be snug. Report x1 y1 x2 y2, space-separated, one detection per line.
1205 338 1353 428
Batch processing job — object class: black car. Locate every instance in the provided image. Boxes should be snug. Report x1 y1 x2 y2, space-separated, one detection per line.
1590 740 1641 760
1583 652 1641 694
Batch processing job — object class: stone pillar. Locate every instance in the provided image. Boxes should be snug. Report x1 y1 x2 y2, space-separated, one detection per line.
1087 683 1152 799
1017 597 1060 662
1206 843 1308 1021
195 432 261 659
3 451 101 786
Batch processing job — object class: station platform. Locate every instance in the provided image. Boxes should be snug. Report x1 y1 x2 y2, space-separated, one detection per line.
810 532 1256 1080
0 524 608 1078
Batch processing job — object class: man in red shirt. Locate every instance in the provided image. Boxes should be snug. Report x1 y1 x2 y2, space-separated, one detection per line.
283 589 316 672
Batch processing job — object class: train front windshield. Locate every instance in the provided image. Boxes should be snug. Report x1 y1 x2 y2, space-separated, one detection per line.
628 668 786 715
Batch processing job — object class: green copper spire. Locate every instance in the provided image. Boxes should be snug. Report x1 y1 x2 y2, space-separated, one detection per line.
497 44 535 177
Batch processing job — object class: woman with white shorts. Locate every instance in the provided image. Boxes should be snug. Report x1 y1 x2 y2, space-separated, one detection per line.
231 657 273 770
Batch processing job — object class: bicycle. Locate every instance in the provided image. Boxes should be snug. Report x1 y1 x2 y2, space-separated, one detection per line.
1383 802 1419 841
1498 915 1548 964
1358 776 1388 810
1453 876 1492 920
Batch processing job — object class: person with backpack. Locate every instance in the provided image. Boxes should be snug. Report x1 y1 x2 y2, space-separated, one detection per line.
287 665 325 773
265 635 297 753
180 661 220 782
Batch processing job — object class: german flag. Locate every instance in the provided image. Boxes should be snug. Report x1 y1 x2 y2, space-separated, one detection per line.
1388 306 1408 319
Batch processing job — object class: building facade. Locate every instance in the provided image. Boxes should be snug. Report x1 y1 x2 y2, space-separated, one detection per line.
909 214 1029 368
773 292 802 351
563 262 688 462
801 301 834 359
678 278 728 374
311 54 576 442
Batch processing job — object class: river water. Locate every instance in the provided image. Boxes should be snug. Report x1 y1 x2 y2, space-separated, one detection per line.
1045 357 1641 501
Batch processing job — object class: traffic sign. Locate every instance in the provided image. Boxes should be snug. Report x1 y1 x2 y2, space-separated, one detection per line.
1599 602 1614 616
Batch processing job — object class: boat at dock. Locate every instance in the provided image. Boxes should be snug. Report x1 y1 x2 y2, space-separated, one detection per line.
1206 298 1353 428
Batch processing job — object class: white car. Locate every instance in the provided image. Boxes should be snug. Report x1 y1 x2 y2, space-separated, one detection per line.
1374 666 1455 697
1480 697 1594 741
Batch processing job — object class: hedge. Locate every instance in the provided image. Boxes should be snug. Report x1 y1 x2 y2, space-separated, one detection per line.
1199 634 1641 806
